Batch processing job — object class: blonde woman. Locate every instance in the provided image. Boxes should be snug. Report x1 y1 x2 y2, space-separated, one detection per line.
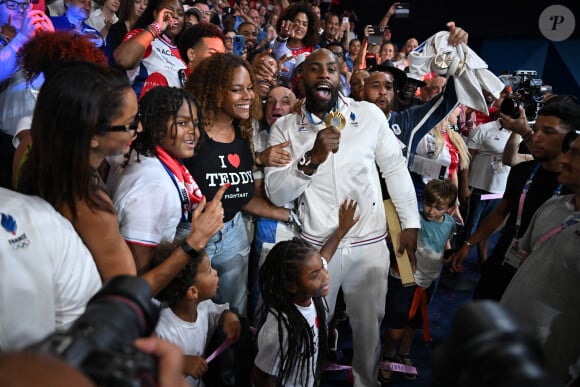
413 106 470 222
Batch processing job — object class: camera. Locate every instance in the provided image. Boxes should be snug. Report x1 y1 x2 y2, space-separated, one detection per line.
432 300 562 387
499 70 552 122
368 26 386 46
26 276 160 387
371 25 386 34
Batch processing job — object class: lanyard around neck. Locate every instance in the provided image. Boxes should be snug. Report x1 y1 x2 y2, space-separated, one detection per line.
158 159 190 223
305 101 339 126
515 163 563 238
533 211 580 251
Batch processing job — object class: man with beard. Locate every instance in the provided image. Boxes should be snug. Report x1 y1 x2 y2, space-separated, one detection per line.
362 22 469 158
264 48 421 387
452 101 580 301
237 20 257 56
51 0 103 47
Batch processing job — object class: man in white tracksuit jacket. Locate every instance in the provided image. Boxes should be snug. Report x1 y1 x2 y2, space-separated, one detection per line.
265 48 420 387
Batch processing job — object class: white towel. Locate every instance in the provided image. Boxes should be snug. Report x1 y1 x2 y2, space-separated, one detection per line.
408 31 505 115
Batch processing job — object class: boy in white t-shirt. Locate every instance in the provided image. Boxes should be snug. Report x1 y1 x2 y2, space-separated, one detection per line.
151 239 242 386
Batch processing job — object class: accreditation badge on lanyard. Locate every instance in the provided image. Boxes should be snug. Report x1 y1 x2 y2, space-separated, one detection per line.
502 164 562 270
503 239 529 270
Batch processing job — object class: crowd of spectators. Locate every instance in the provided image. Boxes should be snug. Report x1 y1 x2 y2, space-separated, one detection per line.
1 0 579 386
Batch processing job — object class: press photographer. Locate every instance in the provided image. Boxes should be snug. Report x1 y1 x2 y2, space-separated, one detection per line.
499 70 553 123
0 276 187 387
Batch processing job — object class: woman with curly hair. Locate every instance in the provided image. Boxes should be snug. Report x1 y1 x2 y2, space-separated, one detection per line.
17 62 225 296
184 53 291 317
271 3 320 85
106 86 207 273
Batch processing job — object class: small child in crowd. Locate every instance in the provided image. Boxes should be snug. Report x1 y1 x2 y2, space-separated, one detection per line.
252 238 329 387
252 199 359 387
380 179 457 383
151 239 242 387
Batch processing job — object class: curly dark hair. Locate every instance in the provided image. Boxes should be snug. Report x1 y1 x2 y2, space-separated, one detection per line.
130 86 203 158
256 238 328 387
185 53 261 142
17 31 107 82
150 238 205 306
177 22 225 65
276 3 320 48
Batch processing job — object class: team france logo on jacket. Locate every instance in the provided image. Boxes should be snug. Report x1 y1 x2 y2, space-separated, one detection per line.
2 213 31 250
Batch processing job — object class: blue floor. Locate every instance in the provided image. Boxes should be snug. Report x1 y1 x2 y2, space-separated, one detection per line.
320 236 490 387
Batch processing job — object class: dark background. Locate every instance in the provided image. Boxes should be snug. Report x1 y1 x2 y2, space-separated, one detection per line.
323 0 580 96
338 0 580 43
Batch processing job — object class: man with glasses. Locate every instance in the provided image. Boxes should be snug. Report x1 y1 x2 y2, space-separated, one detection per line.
0 0 53 81
191 0 211 23
50 0 103 47
0 0 53 187
452 100 580 302
501 121 580 385
326 41 351 97
222 28 235 54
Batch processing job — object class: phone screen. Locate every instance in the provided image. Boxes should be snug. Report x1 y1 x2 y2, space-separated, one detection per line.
365 56 377 69
233 35 245 56
31 0 45 12
394 3 410 18
257 30 267 44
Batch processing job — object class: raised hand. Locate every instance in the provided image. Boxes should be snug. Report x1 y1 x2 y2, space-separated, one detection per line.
446 21 468 46
187 183 229 251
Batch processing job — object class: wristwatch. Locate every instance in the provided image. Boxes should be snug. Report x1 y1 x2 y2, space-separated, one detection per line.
298 151 320 169
180 240 200 260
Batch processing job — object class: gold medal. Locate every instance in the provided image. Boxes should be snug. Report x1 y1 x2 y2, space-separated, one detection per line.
325 111 346 131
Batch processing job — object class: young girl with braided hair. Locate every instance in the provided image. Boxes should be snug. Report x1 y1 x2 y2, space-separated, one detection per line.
252 200 359 387
252 238 329 387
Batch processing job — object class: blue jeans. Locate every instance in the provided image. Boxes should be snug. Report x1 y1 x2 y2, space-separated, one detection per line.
206 211 250 316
